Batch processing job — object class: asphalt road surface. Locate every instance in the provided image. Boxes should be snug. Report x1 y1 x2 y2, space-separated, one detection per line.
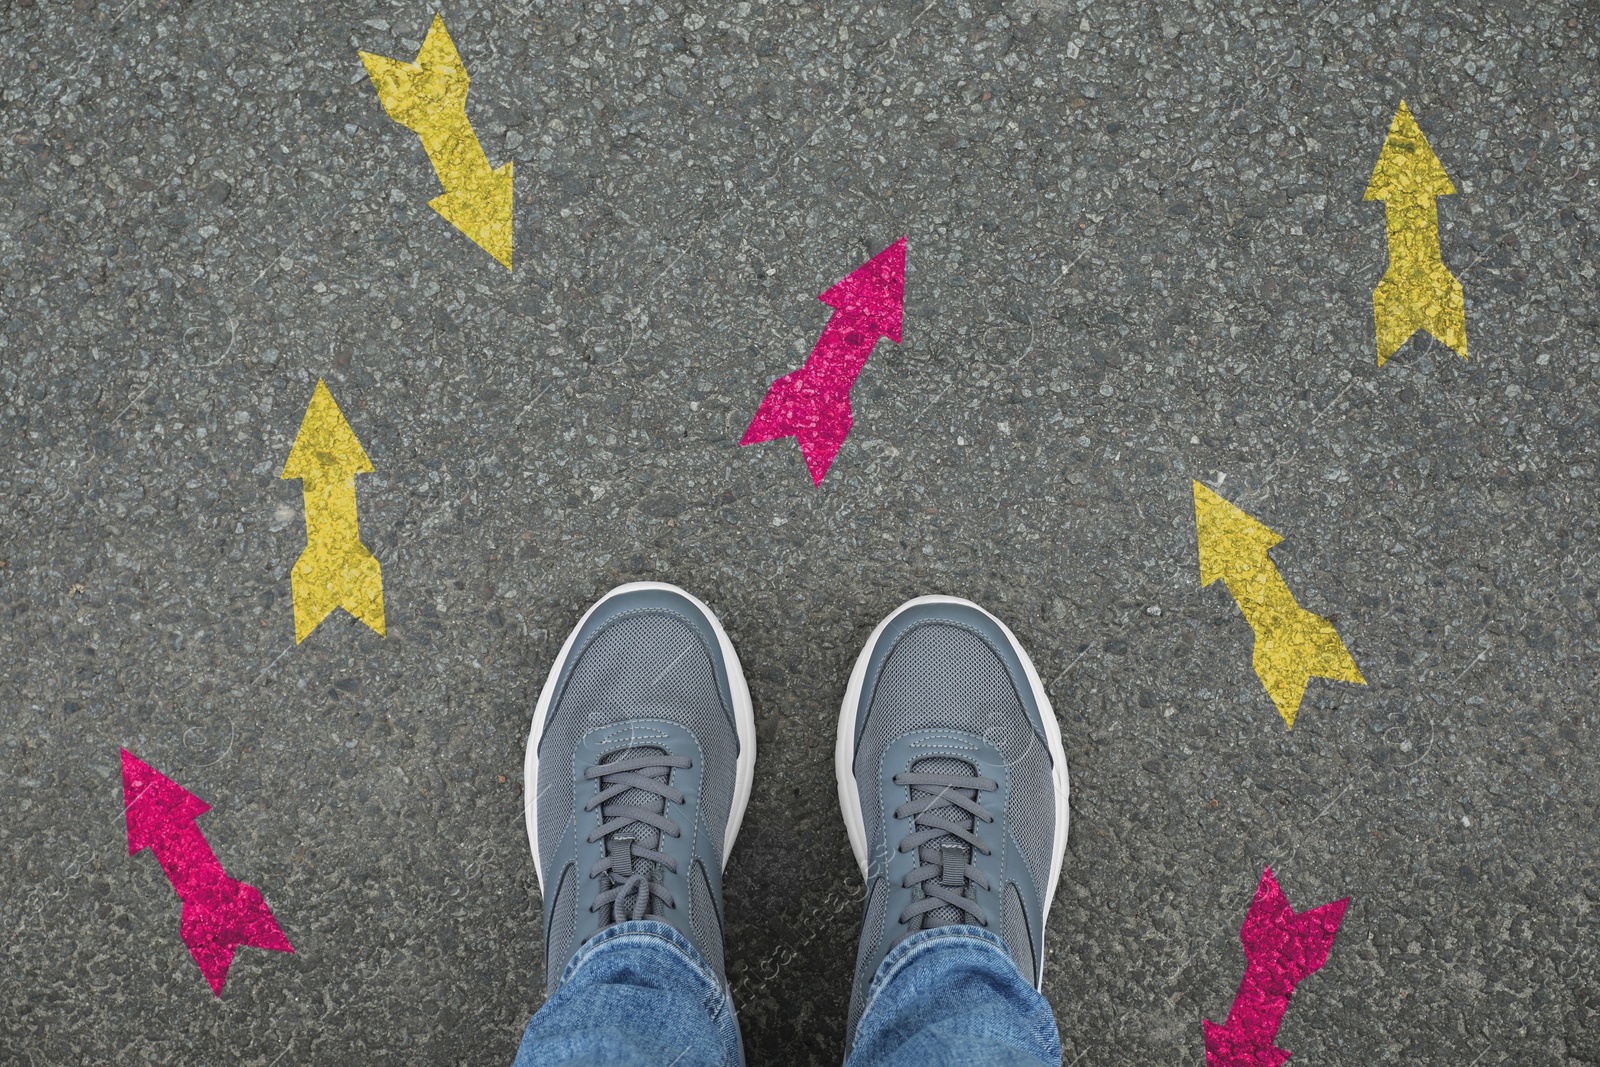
3 1 1598 1064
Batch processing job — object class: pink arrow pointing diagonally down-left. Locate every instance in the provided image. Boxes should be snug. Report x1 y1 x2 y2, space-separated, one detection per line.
741 237 906 484
122 749 293 995
1204 867 1348 1067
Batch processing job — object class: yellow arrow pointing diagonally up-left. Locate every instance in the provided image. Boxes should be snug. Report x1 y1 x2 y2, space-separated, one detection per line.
360 14 513 269
1364 101 1466 365
281 380 385 644
1194 482 1363 728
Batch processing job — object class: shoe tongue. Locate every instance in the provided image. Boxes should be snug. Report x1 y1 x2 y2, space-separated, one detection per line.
909 755 979 929
600 746 669 855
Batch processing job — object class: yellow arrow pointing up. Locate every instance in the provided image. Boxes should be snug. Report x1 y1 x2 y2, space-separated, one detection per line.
1364 101 1466 365
360 15 513 269
1194 482 1363 728
281 380 385 644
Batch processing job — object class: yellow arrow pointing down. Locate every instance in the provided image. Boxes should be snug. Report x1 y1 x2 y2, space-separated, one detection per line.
1194 482 1363 728
281 380 385 644
360 14 513 269
1364 101 1466 365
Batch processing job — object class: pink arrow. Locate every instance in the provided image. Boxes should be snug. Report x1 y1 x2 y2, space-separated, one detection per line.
1204 868 1347 1067
121 749 293 995
740 237 907 484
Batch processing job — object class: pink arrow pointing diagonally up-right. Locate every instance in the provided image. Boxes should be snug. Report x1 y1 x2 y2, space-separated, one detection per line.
1204 867 1348 1067
741 237 906 484
122 749 293 996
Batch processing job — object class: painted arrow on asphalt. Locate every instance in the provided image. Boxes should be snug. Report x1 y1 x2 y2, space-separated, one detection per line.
1364 101 1466 365
122 749 293 996
1204 868 1347 1067
1194 482 1364 728
741 237 907 484
361 14 513 269
281 379 385 644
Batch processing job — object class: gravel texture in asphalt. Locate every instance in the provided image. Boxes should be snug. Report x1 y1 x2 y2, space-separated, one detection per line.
2 1 1598 1064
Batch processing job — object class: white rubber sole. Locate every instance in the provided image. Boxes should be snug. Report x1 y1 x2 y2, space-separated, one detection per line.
833 595 1071 984
525 581 758 890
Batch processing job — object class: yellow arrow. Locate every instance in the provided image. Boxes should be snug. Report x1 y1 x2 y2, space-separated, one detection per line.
280 380 385 644
1364 101 1466 365
360 14 513 269
1194 482 1363 728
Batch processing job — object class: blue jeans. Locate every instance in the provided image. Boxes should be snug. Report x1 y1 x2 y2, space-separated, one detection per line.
511 921 1061 1067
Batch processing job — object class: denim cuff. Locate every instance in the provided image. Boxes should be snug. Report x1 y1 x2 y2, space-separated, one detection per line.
857 924 1022 1022
557 920 728 1007
521 919 745 1067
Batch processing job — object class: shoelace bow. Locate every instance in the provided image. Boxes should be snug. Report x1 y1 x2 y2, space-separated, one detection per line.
893 769 999 928
583 752 692 923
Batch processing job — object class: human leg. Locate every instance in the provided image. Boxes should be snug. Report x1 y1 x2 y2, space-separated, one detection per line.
511 920 741 1067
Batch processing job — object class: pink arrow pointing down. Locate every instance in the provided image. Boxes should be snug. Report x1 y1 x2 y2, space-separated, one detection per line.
1204 868 1347 1067
122 749 293 995
740 237 906 484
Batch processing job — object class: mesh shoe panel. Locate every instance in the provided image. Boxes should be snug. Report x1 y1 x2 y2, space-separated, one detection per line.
1004 740 1057 920
1001 881 1037 982
544 864 579 995
847 877 890 1043
689 860 725 980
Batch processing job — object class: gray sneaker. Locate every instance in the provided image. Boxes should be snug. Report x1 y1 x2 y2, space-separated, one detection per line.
525 582 756 993
835 596 1070 1043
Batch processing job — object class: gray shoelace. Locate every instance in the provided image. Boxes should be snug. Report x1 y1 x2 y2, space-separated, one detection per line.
582 751 691 923
893 766 999 929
